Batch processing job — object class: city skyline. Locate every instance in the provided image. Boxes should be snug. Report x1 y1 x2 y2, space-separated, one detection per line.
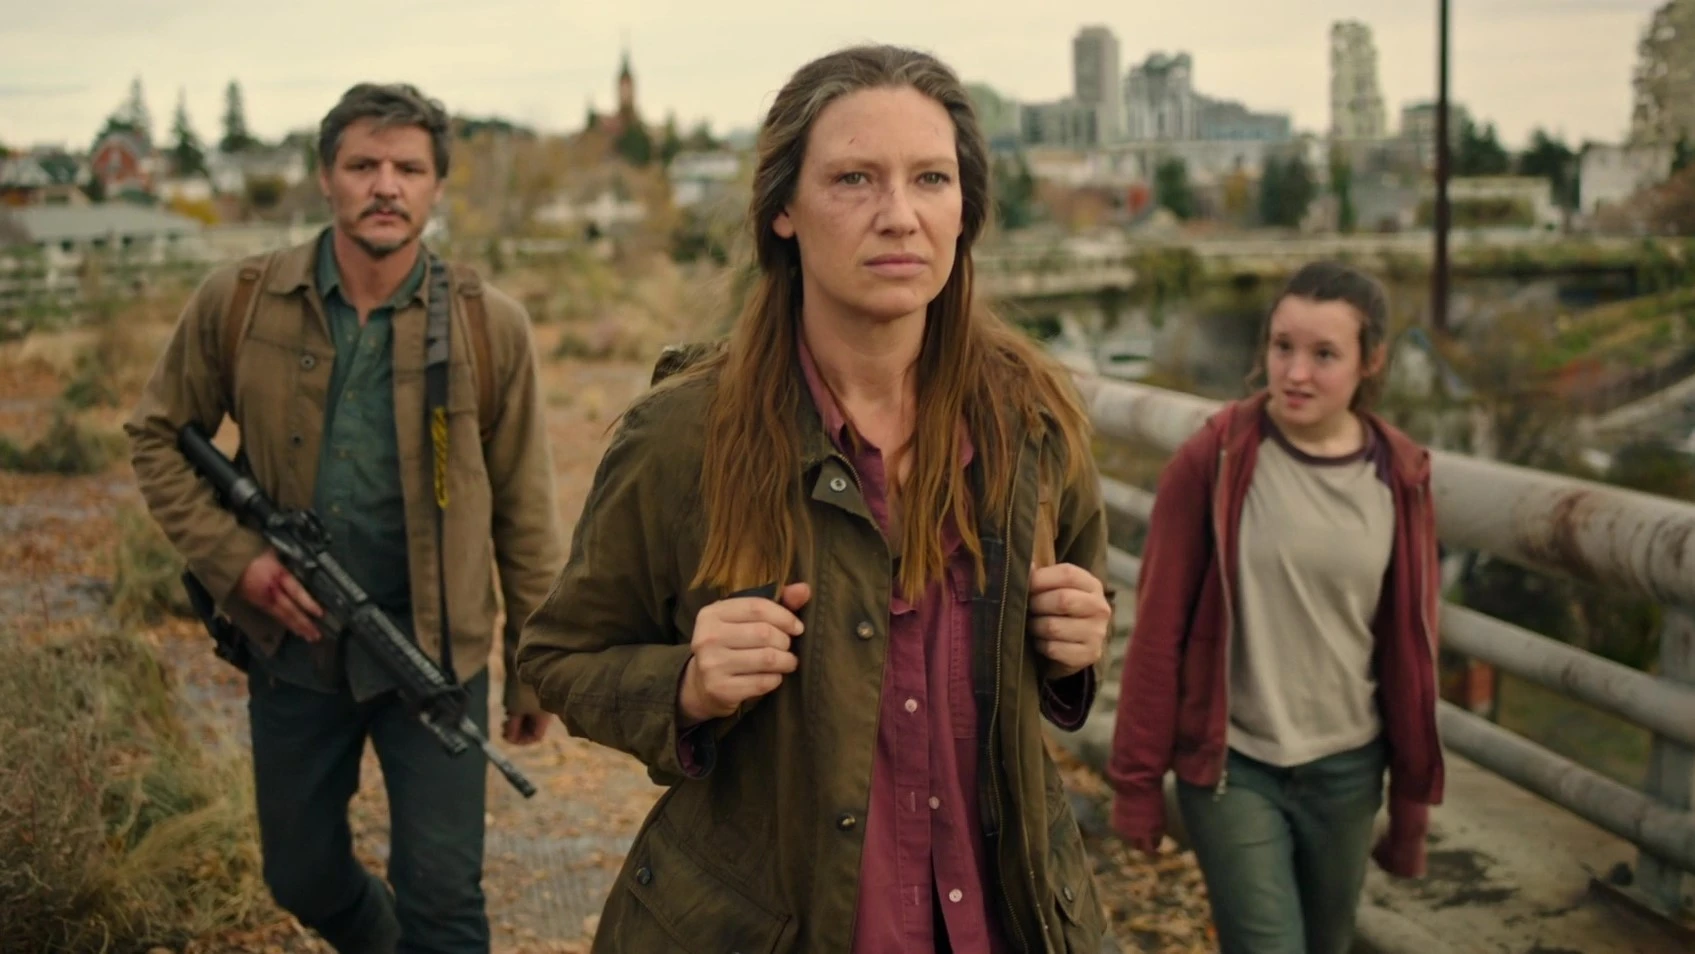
0 0 1670 153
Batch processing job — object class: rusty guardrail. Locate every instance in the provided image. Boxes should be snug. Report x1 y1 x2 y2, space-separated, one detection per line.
1077 374 1695 918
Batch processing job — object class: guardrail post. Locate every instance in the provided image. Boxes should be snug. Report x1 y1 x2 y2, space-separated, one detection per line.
1638 605 1695 916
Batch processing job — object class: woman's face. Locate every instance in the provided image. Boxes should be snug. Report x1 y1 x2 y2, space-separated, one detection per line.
773 86 964 327
1264 295 1380 433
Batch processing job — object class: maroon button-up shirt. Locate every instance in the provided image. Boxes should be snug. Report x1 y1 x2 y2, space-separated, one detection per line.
677 339 1092 952
794 339 1090 954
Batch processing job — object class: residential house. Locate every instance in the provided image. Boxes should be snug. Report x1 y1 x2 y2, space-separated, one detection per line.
89 130 153 197
667 149 743 209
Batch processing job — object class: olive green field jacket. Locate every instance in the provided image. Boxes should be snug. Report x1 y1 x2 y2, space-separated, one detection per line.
517 347 1114 953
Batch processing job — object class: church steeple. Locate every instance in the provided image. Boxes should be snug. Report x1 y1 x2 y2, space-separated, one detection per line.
617 34 636 118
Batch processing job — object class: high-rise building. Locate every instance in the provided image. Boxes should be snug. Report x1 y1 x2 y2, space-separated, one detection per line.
1073 26 1123 143
1124 52 1198 142
1330 21 1387 140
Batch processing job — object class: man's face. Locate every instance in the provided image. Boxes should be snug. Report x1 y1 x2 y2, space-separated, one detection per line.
318 117 442 259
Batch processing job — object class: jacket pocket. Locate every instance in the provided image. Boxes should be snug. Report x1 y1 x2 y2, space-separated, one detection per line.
604 814 793 954
1047 805 1107 954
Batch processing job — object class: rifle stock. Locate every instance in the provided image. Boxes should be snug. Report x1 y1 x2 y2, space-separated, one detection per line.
176 422 538 798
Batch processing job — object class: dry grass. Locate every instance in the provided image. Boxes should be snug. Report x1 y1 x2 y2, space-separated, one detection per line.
0 406 125 475
109 504 193 625
0 624 269 954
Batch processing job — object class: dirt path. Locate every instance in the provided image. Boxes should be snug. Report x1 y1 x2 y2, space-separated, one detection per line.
1 349 1215 953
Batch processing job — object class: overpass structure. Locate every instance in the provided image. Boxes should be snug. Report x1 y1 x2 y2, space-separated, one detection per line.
1061 375 1695 952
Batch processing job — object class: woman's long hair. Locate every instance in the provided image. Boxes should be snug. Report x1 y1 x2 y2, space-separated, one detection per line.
677 44 1092 598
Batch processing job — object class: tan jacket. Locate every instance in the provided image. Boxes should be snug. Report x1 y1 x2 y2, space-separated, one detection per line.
125 233 563 715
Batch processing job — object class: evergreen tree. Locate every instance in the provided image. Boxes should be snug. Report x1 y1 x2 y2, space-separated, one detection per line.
1674 133 1694 175
1516 128 1579 211
221 80 258 153
992 151 1037 229
1329 147 1356 233
1260 154 1317 228
170 88 208 177
1455 116 1511 176
1155 157 1195 220
119 76 152 145
615 121 653 166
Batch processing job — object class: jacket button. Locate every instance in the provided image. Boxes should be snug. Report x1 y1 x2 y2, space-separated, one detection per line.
300 353 317 370
855 620 874 640
836 812 857 831
634 866 652 885
829 476 848 492
289 434 304 448
1063 885 1075 902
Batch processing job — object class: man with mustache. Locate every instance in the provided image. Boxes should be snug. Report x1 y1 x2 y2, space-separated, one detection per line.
126 82 564 953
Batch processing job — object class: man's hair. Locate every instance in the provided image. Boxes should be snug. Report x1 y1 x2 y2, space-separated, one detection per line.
317 83 452 177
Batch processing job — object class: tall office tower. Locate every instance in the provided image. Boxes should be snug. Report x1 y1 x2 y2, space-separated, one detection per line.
1331 20 1388 140
1074 25 1124 143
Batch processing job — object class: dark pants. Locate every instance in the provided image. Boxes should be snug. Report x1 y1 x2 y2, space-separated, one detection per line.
247 663 491 954
1176 738 1387 954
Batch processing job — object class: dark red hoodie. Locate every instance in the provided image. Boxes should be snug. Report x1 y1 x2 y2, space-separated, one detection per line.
1107 392 1445 877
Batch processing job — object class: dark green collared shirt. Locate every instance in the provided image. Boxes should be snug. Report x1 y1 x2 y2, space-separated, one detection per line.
260 230 426 696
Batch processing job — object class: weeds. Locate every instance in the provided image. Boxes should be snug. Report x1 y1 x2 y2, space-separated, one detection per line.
109 505 192 625
0 406 124 475
0 625 269 953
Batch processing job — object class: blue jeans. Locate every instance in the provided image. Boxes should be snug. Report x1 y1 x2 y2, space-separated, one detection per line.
1176 738 1387 954
247 662 492 954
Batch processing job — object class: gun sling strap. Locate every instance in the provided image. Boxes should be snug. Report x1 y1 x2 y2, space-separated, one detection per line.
217 247 494 683
423 251 456 684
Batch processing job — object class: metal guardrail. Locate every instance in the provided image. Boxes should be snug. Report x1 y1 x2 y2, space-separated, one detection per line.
1079 374 1695 917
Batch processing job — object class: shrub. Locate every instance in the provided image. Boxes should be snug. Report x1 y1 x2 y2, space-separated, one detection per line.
0 626 269 952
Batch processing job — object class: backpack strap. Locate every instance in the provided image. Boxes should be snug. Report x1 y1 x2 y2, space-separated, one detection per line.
450 263 497 441
220 252 275 407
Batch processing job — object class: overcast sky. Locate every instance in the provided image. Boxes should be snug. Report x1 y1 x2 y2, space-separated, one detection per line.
0 0 1668 153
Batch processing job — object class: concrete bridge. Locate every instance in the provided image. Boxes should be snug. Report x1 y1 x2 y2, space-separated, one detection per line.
1059 374 1695 953
977 231 1690 291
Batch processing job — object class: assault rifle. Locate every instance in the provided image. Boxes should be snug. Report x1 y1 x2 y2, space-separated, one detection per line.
176 422 538 798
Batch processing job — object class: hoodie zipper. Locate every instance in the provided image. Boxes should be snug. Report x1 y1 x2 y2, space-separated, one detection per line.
1212 445 1234 800
1415 481 1441 786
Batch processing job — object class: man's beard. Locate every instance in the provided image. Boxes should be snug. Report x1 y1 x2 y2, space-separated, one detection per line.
351 203 419 259
351 230 416 259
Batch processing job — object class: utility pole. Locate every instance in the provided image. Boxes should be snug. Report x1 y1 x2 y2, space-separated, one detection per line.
1432 0 1452 334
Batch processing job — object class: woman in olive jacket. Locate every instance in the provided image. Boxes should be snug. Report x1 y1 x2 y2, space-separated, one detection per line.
1109 262 1444 954
518 44 1116 954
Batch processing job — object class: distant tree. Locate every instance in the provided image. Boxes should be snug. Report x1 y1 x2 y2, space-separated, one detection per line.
118 76 152 146
169 88 208 178
584 106 600 132
1221 166 1254 224
1674 132 1694 175
684 121 719 152
81 176 106 203
659 114 684 167
1517 128 1579 211
91 76 151 151
992 151 1037 229
1630 0 1695 145
1260 154 1317 228
1154 157 1195 220
221 81 259 153
1455 116 1512 176
1329 146 1357 233
615 121 654 166
1640 164 1695 234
